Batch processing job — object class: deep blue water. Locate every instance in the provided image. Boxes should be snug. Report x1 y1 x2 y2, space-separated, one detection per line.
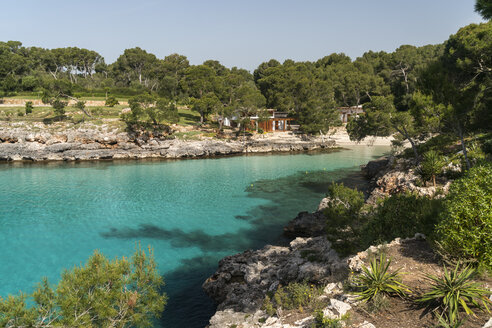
0 146 388 327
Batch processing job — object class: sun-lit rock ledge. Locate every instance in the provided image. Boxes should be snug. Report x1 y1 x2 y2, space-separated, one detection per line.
0 122 336 162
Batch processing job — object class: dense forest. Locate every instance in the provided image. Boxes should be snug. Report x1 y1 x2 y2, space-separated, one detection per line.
0 37 445 133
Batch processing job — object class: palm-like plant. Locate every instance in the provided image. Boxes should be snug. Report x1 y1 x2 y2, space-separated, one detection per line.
352 253 411 302
416 150 445 187
418 263 491 325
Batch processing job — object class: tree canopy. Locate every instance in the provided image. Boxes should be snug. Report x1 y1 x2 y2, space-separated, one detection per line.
0 246 167 328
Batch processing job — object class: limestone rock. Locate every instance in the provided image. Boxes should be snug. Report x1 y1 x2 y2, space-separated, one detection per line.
203 237 341 312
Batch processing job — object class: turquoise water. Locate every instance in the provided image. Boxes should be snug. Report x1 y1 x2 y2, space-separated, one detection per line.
0 146 388 327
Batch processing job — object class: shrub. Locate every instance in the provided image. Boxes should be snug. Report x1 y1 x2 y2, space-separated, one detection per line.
105 96 119 107
91 106 104 116
435 165 492 269
74 100 86 110
324 183 365 255
25 101 33 114
262 282 321 314
273 282 320 311
361 193 443 246
262 295 276 316
17 109 24 116
51 99 67 117
351 253 410 302
416 150 445 186
418 263 491 326
312 310 343 328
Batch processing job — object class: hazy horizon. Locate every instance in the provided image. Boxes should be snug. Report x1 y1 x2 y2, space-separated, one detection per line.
0 0 484 70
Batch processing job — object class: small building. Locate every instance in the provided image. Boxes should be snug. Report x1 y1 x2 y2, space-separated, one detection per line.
223 109 296 132
250 109 295 132
338 105 363 123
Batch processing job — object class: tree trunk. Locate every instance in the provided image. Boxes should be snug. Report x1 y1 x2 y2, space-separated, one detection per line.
457 123 471 170
396 126 419 162
432 174 436 187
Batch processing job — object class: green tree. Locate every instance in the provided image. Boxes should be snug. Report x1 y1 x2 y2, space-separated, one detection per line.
0 246 167 327
476 0 492 20
180 65 218 123
420 22 492 169
192 93 222 126
112 47 161 89
52 99 67 118
346 96 421 160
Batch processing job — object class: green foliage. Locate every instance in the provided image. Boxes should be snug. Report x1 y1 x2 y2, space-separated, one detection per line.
262 282 322 314
262 295 276 316
74 100 86 111
347 96 421 160
324 183 364 256
436 165 492 268
24 101 33 114
351 253 410 302
51 99 67 117
362 193 443 245
415 150 445 186
123 95 178 128
105 96 119 107
364 293 390 313
418 263 491 325
312 310 343 328
475 0 492 20
0 246 166 327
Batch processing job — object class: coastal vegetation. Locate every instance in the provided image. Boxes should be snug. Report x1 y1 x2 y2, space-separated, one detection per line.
1 1 491 328
0 246 167 327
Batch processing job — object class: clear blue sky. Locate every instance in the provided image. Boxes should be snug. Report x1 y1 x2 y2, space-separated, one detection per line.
0 0 483 70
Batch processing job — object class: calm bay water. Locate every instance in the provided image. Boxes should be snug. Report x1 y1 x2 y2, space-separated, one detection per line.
0 145 388 327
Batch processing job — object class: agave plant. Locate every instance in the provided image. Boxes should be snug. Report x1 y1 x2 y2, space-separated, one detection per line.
352 253 411 302
418 263 491 325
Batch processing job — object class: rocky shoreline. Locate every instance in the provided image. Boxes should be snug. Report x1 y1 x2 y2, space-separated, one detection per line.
201 156 488 328
0 122 336 162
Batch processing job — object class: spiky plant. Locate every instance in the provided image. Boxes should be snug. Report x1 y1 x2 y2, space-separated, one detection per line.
418 263 491 325
352 253 411 302
416 150 445 187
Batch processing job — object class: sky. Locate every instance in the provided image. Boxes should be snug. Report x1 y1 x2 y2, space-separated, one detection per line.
0 0 484 71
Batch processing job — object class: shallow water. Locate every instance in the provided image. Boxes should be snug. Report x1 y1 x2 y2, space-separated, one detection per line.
0 146 389 327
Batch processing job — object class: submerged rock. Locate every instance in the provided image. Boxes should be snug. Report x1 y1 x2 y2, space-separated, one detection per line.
283 211 326 238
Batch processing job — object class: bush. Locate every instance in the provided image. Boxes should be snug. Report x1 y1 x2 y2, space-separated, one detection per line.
312 310 343 328
436 165 492 269
51 99 67 117
324 183 365 255
105 96 119 107
362 193 443 246
25 101 33 114
262 282 322 314
351 253 410 302
418 263 491 326
74 100 86 110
